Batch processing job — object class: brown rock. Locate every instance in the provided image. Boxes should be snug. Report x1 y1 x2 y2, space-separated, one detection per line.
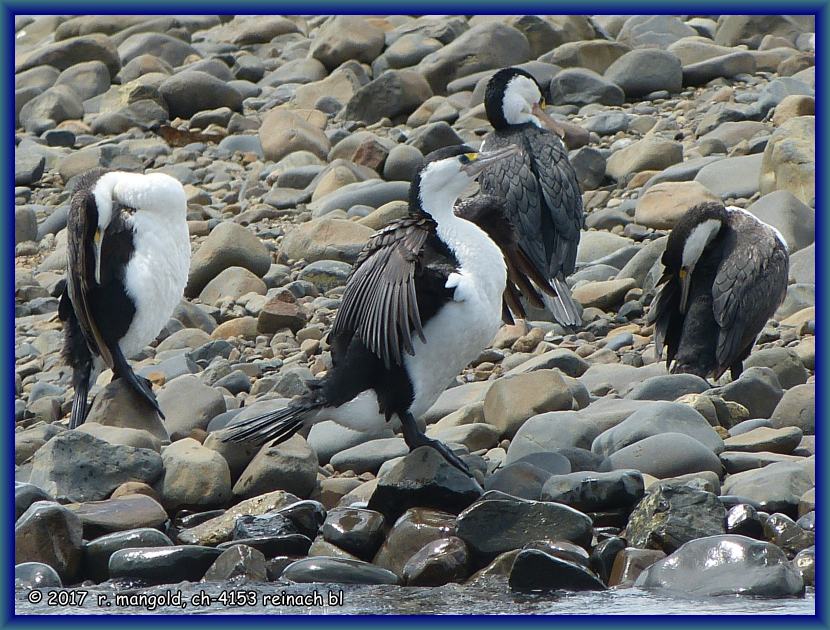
634 181 720 229
608 547 666 587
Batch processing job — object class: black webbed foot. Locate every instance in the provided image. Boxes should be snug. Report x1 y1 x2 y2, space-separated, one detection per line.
399 411 472 476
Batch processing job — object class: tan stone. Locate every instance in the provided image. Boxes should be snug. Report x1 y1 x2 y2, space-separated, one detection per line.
211 316 259 339
772 95 815 127
483 369 573 437
635 181 720 229
572 278 637 311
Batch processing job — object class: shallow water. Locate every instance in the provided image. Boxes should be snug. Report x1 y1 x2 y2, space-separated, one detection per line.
16 581 816 616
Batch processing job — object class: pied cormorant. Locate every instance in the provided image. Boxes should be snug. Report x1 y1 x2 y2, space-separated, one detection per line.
218 145 556 474
649 201 789 380
479 67 585 328
59 169 191 428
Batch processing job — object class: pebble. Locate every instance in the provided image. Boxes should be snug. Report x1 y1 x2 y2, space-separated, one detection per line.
455 497 593 562
626 485 726 553
368 447 482 520
635 535 804 597
15 501 83 582
82 528 173 582
28 432 163 503
283 556 399 585
109 545 223 585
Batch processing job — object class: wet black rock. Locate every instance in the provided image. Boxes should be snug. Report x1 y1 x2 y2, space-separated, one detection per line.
626 485 726 554
456 497 593 562
763 513 815 557
793 546 815 586
635 535 805 597
541 469 644 512
368 446 482 520
265 556 296 581
524 540 591 567
282 557 399 585
15 562 62 589
402 536 470 586
321 508 385 560
509 549 606 591
232 512 299 539
82 527 173 582
108 546 223 585
14 482 53 520
217 534 312 559
590 536 627 584
203 544 267 582
274 500 327 539
725 504 765 540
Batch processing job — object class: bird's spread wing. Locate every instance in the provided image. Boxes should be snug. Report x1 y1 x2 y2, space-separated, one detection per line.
330 216 435 368
712 219 789 375
66 189 114 368
455 195 558 324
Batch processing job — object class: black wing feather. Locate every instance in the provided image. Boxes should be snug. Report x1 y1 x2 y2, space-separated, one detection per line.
712 216 789 377
330 216 436 368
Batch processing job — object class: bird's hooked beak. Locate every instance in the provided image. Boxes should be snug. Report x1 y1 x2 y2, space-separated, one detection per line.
532 100 566 139
93 229 104 285
678 266 693 314
460 145 521 177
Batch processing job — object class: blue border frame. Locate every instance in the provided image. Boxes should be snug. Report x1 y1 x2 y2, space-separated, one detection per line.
5 2 827 627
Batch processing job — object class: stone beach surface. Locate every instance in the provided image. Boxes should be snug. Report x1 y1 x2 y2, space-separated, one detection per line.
14 14 815 612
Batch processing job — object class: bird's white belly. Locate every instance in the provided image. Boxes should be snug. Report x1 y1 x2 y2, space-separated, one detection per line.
119 216 190 359
405 289 502 418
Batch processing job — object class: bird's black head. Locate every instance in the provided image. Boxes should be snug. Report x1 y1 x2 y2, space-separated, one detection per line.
485 67 545 130
662 201 728 272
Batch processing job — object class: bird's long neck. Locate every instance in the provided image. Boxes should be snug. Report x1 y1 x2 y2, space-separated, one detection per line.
419 193 507 298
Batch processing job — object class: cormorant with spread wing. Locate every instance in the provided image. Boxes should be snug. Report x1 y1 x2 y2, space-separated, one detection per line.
219 145 555 473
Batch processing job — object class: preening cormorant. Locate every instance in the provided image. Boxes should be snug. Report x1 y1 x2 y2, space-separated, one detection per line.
649 201 789 380
59 170 191 428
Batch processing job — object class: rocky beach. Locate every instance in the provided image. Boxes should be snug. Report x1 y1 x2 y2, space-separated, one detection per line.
14 14 815 615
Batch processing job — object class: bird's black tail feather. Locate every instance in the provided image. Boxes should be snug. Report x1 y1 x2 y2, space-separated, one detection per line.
218 402 318 446
69 377 90 429
543 276 582 328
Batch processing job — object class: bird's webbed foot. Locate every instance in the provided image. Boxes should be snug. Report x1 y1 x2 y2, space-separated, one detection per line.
399 411 471 475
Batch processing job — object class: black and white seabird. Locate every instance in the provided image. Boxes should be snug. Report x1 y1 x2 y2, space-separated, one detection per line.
649 201 789 381
219 145 555 473
59 170 191 428
479 67 585 327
